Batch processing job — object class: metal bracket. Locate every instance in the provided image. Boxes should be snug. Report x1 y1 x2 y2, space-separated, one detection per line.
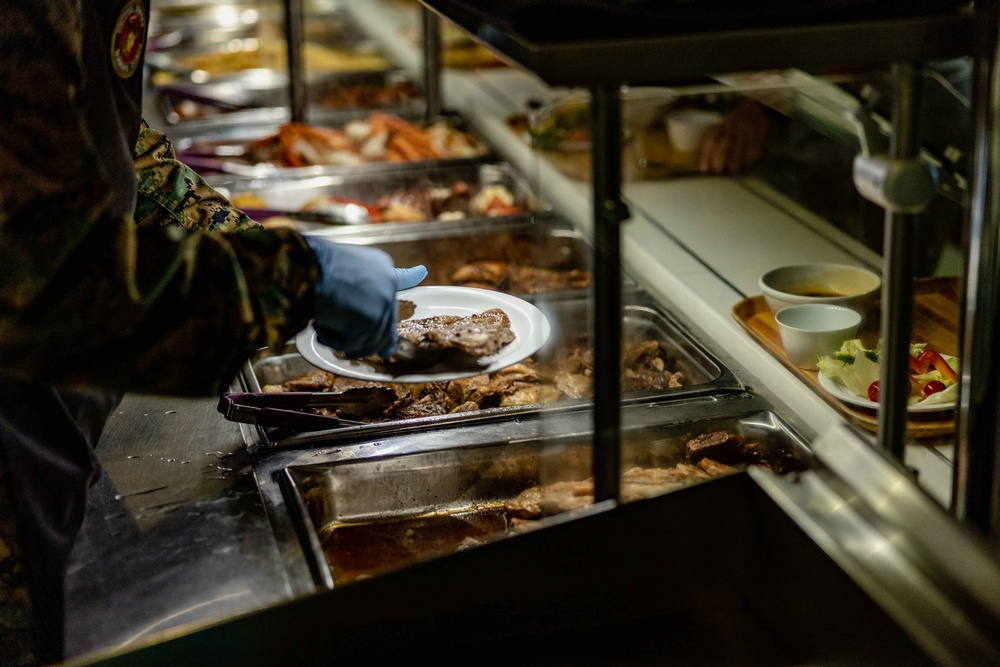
847 108 939 214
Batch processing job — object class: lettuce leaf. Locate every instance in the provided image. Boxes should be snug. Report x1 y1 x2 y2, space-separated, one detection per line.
817 339 881 398
818 339 959 406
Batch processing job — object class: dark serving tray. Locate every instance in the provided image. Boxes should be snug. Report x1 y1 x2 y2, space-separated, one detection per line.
169 111 495 179
279 406 809 588
211 161 548 234
302 215 591 293
154 69 423 129
237 291 744 449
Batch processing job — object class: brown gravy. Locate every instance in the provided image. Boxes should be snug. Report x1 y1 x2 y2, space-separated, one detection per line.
321 507 509 584
788 287 849 298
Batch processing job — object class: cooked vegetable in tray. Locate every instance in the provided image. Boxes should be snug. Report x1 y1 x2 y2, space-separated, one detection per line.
180 113 486 169
281 410 807 585
231 180 525 224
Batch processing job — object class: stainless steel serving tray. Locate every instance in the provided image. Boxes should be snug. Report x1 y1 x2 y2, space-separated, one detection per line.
212 161 548 234
300 215 591 289
169 112 495 179
154 69 422 128
149 3 354 51
145 16 384 83
239 291 744 449
279 406 809 588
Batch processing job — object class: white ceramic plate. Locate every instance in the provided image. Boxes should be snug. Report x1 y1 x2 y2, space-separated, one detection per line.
817 359 957 412
295 286 551 383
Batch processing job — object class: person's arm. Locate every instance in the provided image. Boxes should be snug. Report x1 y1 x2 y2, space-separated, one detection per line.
132 121 260 232
699 97 779 175
0 1 318 396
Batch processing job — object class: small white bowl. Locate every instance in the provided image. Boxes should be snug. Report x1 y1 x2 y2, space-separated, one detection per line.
665 109 722 152
775 304 862 370
759 263 881 322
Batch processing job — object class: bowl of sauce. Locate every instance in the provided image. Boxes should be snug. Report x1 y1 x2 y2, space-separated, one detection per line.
759 263 881 324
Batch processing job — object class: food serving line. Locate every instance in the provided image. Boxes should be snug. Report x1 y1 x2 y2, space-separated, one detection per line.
61 1 1000 664
339 0 955 500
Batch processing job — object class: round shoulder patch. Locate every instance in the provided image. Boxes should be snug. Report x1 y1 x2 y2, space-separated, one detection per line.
110 0 146 79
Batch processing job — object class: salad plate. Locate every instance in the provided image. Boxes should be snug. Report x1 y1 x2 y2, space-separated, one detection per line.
817 354 958 412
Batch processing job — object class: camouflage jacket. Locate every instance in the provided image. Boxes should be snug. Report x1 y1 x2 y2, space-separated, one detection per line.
0 0 319 397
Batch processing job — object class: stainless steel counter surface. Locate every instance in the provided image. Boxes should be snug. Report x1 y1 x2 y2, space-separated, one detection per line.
64 392 294 659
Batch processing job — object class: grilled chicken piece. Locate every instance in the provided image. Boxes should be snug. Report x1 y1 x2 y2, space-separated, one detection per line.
554 373 593 399
505 480 594 519
506 464 716 520
697 458 739 477
685 431 745 464
500 385 561 406
283 369 336 392
449 262 592 293
620 465 711 502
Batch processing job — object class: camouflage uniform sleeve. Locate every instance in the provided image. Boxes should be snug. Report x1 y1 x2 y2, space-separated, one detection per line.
133 120 259 232
0 458 37 667
0 1 320 396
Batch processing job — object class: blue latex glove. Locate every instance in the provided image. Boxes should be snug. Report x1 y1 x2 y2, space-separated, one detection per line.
305 237 427 358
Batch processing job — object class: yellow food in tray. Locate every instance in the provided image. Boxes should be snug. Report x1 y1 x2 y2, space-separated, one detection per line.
176 40 391 76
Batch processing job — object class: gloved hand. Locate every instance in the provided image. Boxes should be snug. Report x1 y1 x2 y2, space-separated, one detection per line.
305 237 427 358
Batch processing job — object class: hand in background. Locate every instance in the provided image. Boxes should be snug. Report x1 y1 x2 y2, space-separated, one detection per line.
305 237 427 358
699 98 776 175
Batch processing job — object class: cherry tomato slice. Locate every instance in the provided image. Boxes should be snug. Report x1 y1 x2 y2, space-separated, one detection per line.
868 381 880 402
921 380 948 397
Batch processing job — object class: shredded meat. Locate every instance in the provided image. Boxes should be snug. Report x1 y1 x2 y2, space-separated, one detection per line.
501 430 794 522
450 262 591 293
270 336 689 422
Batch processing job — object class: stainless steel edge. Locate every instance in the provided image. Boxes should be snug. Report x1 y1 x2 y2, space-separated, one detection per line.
809 421 1000 621
750 460 1000 666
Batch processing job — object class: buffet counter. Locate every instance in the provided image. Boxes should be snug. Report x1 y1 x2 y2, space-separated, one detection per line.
339 0 955 503
61 0 971 661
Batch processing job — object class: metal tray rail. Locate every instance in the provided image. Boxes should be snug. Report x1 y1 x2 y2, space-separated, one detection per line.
168 112 497 180
155 69 423 128
238 292 744 450
279 407 811 588
211 161 550 234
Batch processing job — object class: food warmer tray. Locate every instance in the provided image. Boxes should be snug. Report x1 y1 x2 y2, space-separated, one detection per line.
168 111 496 179
145 11 381 83
211 161 549 234
149 2 355 52
221 400 988 666
237 290 744 450
296 214 598 294
276 404 809 589
153 69 423 129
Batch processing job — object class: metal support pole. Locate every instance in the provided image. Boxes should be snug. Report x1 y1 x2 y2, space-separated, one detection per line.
283 0 306 124
590 86 630 504
877 62 920 460
955 0 1000 531
421 6 442 121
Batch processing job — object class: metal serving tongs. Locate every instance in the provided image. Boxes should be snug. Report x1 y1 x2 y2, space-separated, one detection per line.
217 388 396 431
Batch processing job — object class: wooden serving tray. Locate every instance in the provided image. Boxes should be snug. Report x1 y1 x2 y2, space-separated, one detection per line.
732 277 960 438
